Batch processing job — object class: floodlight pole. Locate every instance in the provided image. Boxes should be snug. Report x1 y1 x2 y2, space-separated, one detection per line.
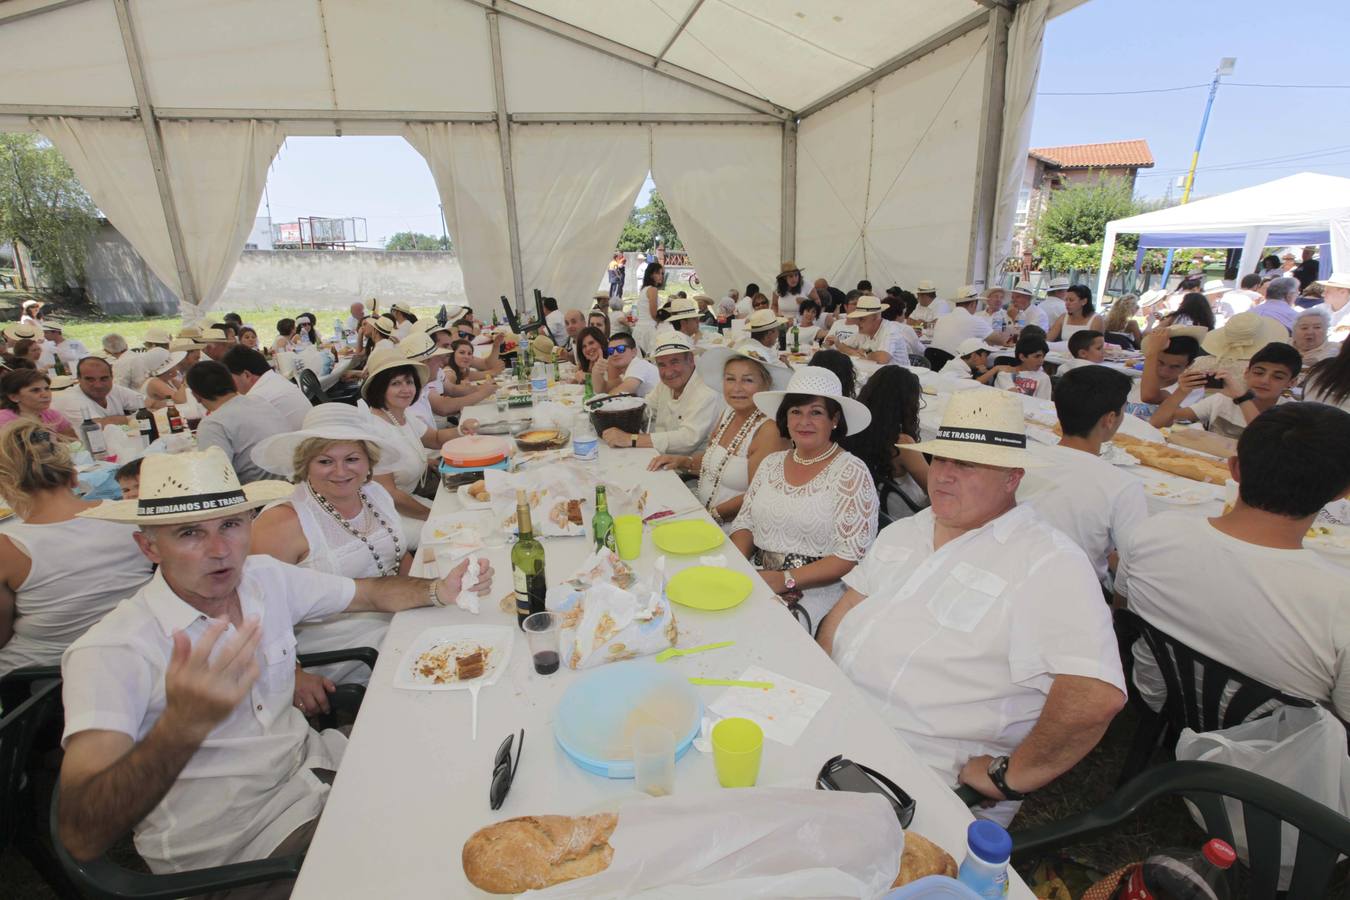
1160 57 1234 286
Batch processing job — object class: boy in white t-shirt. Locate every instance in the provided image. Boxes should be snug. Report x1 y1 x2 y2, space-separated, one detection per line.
824 293 861 347
1055 330 1106 374
1125 327 1204 420
938 338 992 380
992 334 1052 399
592 331 660 397
1150 342 1300 439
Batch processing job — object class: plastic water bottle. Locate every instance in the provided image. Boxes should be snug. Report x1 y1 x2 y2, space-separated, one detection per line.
530 362 548 402
1112 839 1235 900
572 416 599 461
333 318 343 341
957 820 1011 898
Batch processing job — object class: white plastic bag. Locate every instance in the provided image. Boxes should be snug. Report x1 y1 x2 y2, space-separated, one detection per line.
1175 704 1350 888
546 549 674 669
523 789 903 899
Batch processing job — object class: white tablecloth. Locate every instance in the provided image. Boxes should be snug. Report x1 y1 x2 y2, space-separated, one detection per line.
291 426 1033 897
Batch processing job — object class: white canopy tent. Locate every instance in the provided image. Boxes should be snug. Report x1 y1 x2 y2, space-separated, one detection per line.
0 0 1086 320
1096 172 1350 299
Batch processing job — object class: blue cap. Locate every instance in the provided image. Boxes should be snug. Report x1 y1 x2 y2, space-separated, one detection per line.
967 820 1012 864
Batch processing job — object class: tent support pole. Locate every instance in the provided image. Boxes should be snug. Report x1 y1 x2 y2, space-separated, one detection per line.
487 10 526 315
653 0 704 66
112 0 199 311
780 118 797 266
0 0 92 27
967 3 1010 286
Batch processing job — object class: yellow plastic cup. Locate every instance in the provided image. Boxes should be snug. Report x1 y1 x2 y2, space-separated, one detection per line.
613 514 643 560
711 717 763 788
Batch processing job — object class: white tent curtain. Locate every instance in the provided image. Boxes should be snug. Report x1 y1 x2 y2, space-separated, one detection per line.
509 124 649 308
37 116 181 298
403 122 514 317
650 125 780 300
158 119 283 316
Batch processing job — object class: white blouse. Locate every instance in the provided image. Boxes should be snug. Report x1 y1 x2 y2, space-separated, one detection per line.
695 411 771 524
371 410 432 493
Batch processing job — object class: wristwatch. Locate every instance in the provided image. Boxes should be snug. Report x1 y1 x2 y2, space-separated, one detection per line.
1233 390 1257 405
630 435 638 448
986 756 1025 800
782 569 797 591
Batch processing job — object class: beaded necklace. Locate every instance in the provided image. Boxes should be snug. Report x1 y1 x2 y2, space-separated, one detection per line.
307 482 403 577
697 409 765 511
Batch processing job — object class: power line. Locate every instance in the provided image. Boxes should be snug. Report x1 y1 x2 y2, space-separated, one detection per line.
1037 83 1207 96
1135 142 1350 178
1228 81 1350 90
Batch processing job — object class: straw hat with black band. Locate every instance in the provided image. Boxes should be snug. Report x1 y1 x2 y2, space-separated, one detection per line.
952 285 981 306
662 296 701 323
390 302 415 319
169 338 206 353
252 403 410 478
3 323 38 343
81 446 292 526
370 316 397 338
847 295 887 319
651 332 696 359
399 331 452 363
916 280 937 295
143 327 172 346
360 343 429 402
906 390 1047 469
745 308 788 334
150 350 188 378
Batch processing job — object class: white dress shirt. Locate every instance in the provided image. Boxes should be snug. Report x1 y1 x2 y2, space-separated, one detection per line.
1038 297 1068 323
930 307 992 356
1314 299 1350 342
113 352 154 390
61 557 356 873
646 373 725 455
834 504 1123 825
53 384 143 422
909 299 952 326
40 338 89 371
248 368 312 431
847 319 922 363
1012 304 1050 331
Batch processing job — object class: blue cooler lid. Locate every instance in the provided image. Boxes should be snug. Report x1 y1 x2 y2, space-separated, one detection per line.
438 458 510 476
883 875 982 898
553 660 702 779
966 820 1012 864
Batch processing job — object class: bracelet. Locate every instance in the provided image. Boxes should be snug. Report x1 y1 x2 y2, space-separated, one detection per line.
709 505 723 524
428 579 446 608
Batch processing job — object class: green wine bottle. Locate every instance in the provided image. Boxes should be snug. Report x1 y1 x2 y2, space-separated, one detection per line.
592 485 616 553
583 372 594 402
511 488 547 629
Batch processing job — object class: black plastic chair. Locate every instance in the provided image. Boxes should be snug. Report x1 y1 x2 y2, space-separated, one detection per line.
1012 760 1350 900
878 477 929 527
1105 330 1138 351
906 353 931 370
296 367 329 405
924 346 953 370
1115 609 1313 785
2 679 77 896
500 295 543 338
48 647 377 899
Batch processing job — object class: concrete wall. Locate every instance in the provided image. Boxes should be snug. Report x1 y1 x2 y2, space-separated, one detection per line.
85 224 180 316
217 249 468 311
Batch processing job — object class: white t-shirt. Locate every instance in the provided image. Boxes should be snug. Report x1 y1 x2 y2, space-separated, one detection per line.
614 356 659 398
1186 393 1283 439
735 296 754 318
1026 443 1149 586
1038 297 1068 323
392 321 414 341
826 318 860 347
1220 290 1258 317
792 323 823 346
834 504 1123 825
1123 381 1203 421
929 307 992 356
994 369 1050 399
53 383 143 422
847 319 921 364
908 299 952 326
545 309 567 346
248 369 312 432
1313 299 1350 342
1012 304 1050 331
1118 513 1350 719
938 357 975 379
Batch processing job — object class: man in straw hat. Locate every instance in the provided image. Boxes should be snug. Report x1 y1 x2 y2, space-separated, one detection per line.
837 294 922 365
657 296 703 346
602 332 724 455
818 390 1125 825
40 320 89 373
1313 271 1350 340
388 302 418 340
744 308 787 352
57 448 493 875
1004 285 1046 333
905 280 951 330
930 286 1007 358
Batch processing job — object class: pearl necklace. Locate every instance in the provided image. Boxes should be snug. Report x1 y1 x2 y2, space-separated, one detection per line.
307 482 403 577
791 442 838 466
376 407 406 427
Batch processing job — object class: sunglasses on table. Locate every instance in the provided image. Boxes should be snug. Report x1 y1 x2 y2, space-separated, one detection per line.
490 729 524 810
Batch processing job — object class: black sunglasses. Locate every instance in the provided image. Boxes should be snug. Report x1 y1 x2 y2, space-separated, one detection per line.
490 729 524 810
458 331 475 339
605 345 630 357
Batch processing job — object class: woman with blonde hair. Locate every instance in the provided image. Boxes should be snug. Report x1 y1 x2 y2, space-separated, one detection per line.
250 403 411 712
0 420 153 677
1103 294 1143 347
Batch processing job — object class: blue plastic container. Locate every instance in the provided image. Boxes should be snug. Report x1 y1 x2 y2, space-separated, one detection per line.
884 875 983 898
553 660 702 778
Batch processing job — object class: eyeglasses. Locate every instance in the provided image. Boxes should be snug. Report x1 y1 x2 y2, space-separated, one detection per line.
458 331 474 340
605 345 630 357
490 729 524 810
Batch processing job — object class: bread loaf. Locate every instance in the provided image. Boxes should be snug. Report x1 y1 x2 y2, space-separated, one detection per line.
462 813 617 894
892 831 958 886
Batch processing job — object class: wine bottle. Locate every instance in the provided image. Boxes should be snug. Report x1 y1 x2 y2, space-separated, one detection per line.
135 407 157 444
511 488 547 629
592 485 616 552
582 372 594 402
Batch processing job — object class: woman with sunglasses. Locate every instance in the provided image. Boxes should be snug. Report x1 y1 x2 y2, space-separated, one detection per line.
591 332 658 397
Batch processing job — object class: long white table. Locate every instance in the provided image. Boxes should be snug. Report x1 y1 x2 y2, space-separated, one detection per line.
292 439 1034 897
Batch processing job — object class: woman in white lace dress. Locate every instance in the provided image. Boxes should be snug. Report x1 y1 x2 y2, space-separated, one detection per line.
731 367 879 633
251 403 413 715
648 344 790 530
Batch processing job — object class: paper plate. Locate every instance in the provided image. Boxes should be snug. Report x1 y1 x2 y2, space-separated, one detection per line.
666 566 753 611
554 660 702 779
394 624 515 692
651 519 724 555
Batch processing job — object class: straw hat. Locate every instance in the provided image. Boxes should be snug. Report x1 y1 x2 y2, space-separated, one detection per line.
1162 324 1210 341
48 374 76 391
697 342 792 392
81 447 291 526
150 350 188 377
953 285 981 304
780 261 801 275
528 333 556 359
20 299 42 312
1316 272 1350 290
692 293 713 304
170 338 206 352
200 325 233 343
906 390 1047 469
399 331 452 362
252 403 410 477
1202 279 1228 294
663 297 700 323
1199 311 1290 360
651 332 695 358
3 323 38 342
177 325 204 340
143 327 172 346
956 337 994 358
1138 288 1169 308
745 308 788 333
41 320 63 333
360 342 429 401
1009 284 1034 298
916 280 937 294
420 320 452 340
370 316 397 337
438 305 468 324
847 295 886 319
390 302 415 317
1046 277 1070 292
593 291 610 302
753 366 870 435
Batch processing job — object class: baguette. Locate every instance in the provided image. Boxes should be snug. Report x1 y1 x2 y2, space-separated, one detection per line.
462 813 617 894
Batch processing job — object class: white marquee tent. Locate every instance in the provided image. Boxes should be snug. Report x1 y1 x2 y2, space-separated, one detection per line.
0 0 1086 319
1096 172 1350 298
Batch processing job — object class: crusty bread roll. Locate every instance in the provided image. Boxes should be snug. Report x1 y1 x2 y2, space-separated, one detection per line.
462 813 617 894
892 831 958 886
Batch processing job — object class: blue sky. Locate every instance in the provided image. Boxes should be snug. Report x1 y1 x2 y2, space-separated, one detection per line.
258 0 1350 245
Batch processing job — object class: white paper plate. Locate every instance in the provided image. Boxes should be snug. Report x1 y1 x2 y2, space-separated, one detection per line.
394 624 516 692
456 483 491 509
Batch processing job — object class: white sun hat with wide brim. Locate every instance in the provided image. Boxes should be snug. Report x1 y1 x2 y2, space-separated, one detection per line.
1199 311 1290 361
752 366 871 436
398 331 452 363
697 343 793 392
252 402 411 477
906 389 1047 469
150 350 188 377
81 446 292 526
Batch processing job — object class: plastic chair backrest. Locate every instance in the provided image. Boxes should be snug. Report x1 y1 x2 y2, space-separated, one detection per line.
0 679 61 854
1105 330 1138 351
1122 609 1313 735
297 369 327 406
924 346 954 370
907 353 931 370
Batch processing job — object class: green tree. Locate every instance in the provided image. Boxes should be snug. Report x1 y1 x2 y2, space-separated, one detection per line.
0 134 99 292
385 231 450 251
616 190 682 252
1030 175 1149 275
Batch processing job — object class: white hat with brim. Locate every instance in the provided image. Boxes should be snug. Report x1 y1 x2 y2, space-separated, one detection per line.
41 321 62 333
1139 289 1169 307
48 374 76 390
399 331 452 362
143 327 172 346
80 446 292 526
176 326 204 340
200 325 233 343
370 316 397 337
663 298 701 323
593 292 610 302
1202 279 1227 294
390 302 415 317
1315 272 1350 290
1046 278 1071 292
916 280 937 294
3 323 38 342
169 338 206 352
906 390 1047 469
847 296 886 319
1199 311 1290 360
150 350 187 377
745 309 788 333
697 343 793 392
651 332 695 358
752 366 871 436
252 403 411 477
1161 324 1210 341
1009 285 1034 298
361 343 429 401
953 285 981 304
956 337 995 358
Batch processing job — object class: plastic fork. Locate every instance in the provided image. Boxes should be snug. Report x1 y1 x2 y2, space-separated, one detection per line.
655 641 734 662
